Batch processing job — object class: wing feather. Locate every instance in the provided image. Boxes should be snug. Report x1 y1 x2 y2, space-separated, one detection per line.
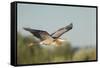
51 23 73 38
23 28 53 41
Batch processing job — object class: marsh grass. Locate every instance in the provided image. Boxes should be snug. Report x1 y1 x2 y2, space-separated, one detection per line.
17 33 96 64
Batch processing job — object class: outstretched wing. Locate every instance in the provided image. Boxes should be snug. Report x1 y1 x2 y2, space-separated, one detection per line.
23 28 53 41
51 23 73 39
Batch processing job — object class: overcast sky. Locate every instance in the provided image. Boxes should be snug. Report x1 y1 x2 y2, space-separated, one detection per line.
17 3 96 46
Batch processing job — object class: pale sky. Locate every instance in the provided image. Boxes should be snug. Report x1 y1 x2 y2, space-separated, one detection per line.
17 3 96 46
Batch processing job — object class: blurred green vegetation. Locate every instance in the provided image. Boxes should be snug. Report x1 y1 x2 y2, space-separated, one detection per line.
17 33 96 64
72 47 96 61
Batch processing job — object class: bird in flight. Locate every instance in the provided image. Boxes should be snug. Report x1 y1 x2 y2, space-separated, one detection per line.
24 23 73 46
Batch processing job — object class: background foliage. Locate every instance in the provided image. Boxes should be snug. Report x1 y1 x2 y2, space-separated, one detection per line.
17 33 96 64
